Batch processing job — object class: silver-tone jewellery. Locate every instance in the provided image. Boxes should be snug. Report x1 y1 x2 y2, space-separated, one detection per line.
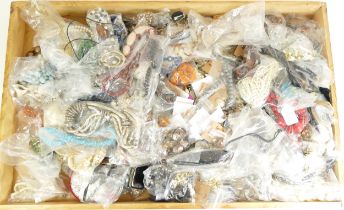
86 8 114 42
207 46 239 110
143 164 173 200
64 101 141 149
64 102 107 137
221 60 236 110
166 171 198 202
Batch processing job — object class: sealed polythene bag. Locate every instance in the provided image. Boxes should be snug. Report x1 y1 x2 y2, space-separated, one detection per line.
0 0 342 207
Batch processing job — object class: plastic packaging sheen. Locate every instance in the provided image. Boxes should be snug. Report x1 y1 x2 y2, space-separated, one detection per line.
0 0 341 206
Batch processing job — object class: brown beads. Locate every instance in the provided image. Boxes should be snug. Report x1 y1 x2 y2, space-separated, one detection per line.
169 63 197 87
301 124 313 141
17 106 43 133
22 106 40 118
26 46 41 57
158 116 170 127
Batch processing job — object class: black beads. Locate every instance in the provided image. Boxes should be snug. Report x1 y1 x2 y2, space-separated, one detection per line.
319 87 331 102
171 11 185 22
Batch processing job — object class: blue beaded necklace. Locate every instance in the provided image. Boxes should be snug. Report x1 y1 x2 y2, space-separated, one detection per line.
38 127 116 148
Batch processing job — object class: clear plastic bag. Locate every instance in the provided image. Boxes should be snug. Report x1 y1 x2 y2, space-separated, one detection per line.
0 133 67 203
260 46 320 92
55 146 107 172
16 105 43 134
294 57 333 89
164 169 199 202
108 120 164 167
236 55 283 108
143 164 173 201
100 27 154 98
160 126 191 156
21 0 67 49
10 156 67 203
86 8 114 43
63 22 96 60
136 9 171 29
201 2 269 48
200 168 271 207
143 164 198 202
110 13 128 48
0 133 39 166
126 35 167 114
10 56 100 107
70 164 129 207
286 14 325 53
10 56 57 106
265 14 318 62
3 0 342 206
79 38 124 76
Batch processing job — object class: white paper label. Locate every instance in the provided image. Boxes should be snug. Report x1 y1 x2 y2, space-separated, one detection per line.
191 76 213 96
172 96 195 116
280 105 298 126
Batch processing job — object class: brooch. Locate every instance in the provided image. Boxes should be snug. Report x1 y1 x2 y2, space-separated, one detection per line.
99 43 126 69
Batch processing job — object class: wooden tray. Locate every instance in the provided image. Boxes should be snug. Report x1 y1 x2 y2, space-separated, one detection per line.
0 1 342 209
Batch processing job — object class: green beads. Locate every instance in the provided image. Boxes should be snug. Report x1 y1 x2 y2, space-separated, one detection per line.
76 39 96 59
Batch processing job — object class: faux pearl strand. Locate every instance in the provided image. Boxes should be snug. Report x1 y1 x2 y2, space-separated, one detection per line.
68 24 96 41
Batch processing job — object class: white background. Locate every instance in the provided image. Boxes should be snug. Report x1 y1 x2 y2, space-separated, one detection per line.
0 0 344 209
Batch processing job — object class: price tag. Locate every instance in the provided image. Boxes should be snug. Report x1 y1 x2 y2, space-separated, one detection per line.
280 104 298 126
